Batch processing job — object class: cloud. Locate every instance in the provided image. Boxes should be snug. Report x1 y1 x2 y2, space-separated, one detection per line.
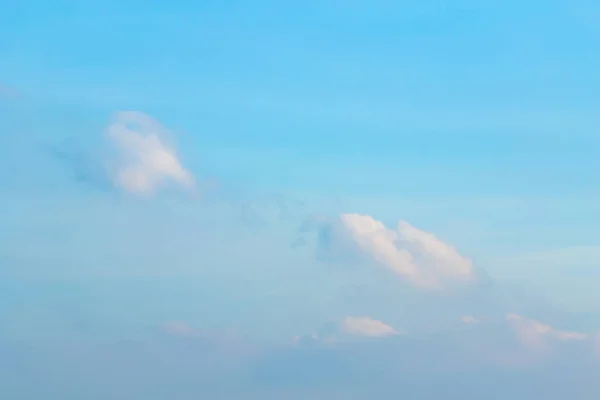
447 313 592 366
106 111 194 195
340 316 400 338
461 315 480 324
303 213 475 289
294 312 589 366
506 313 588 354
3 313 600 399
292 316 400 346
292 333 325 347
260 314 600 397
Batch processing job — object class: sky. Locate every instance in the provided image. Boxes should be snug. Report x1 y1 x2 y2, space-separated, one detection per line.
1 0 600 398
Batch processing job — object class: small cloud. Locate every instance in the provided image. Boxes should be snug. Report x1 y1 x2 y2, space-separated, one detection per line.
554 331 589 341
340 316 400 338
506 313 587 351
303 213 475 289
461 315 480 324
106 111 195 195
292 333 322 346
294 316 401 345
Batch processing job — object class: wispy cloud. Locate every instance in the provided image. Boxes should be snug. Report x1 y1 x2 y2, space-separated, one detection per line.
292 316 401 345
340 316 400 338
461 315 480 324
106 111 195 195
506 313 588 352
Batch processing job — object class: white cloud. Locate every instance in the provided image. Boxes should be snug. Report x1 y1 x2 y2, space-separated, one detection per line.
336 213 474 289
106 111 194 195
461 315 480 324
292 333 320 344
292 316 400 345
506 313 587 350
340 316 400 338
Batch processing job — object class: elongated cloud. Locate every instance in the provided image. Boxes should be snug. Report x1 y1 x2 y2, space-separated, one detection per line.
340 316 400 338
506 313 587 351
292 316 400 346
308 213 475 289
461 315 480 324
106 111 194 195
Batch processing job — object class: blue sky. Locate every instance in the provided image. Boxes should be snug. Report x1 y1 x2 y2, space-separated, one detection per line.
1 0 600 398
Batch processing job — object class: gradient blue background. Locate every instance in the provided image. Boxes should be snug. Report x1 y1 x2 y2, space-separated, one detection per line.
1 1 600 398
